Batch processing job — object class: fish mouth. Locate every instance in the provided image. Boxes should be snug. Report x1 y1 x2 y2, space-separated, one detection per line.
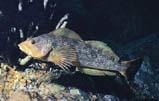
18 42 31 56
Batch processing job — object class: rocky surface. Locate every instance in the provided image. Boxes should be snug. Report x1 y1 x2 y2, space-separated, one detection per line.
1 55 158 100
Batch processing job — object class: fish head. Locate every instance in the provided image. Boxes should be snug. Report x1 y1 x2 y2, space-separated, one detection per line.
18 35 52 59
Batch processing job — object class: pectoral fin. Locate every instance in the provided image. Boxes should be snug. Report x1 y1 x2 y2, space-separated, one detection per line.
47 46 78 71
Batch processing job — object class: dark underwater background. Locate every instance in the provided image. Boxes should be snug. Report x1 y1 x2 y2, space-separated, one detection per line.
0 0 159 100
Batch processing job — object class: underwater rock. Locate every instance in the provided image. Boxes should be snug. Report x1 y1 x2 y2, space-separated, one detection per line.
9 91 33 101
70 88 81 95
133 56 159 99
102 95 119 101
0 63 133 100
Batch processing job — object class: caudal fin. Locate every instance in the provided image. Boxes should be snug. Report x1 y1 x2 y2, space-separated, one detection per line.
120 57 143 80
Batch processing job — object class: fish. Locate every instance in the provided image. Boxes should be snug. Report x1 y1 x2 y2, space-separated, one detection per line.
18 28 142 79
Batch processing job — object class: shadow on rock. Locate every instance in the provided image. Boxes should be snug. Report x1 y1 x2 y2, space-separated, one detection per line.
53 72 135 99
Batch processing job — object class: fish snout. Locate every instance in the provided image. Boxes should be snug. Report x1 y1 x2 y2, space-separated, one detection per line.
18 42 31 55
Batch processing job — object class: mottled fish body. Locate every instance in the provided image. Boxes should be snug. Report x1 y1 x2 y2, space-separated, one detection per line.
18 28 142 78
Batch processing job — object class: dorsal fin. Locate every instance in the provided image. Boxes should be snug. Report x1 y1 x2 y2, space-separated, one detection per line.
49 28 83 41
85 40 119 61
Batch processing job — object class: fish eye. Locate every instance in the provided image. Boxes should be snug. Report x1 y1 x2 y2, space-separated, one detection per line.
31 39 35 44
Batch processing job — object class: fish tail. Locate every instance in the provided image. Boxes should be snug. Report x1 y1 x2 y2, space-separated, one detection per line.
120 57 143 80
